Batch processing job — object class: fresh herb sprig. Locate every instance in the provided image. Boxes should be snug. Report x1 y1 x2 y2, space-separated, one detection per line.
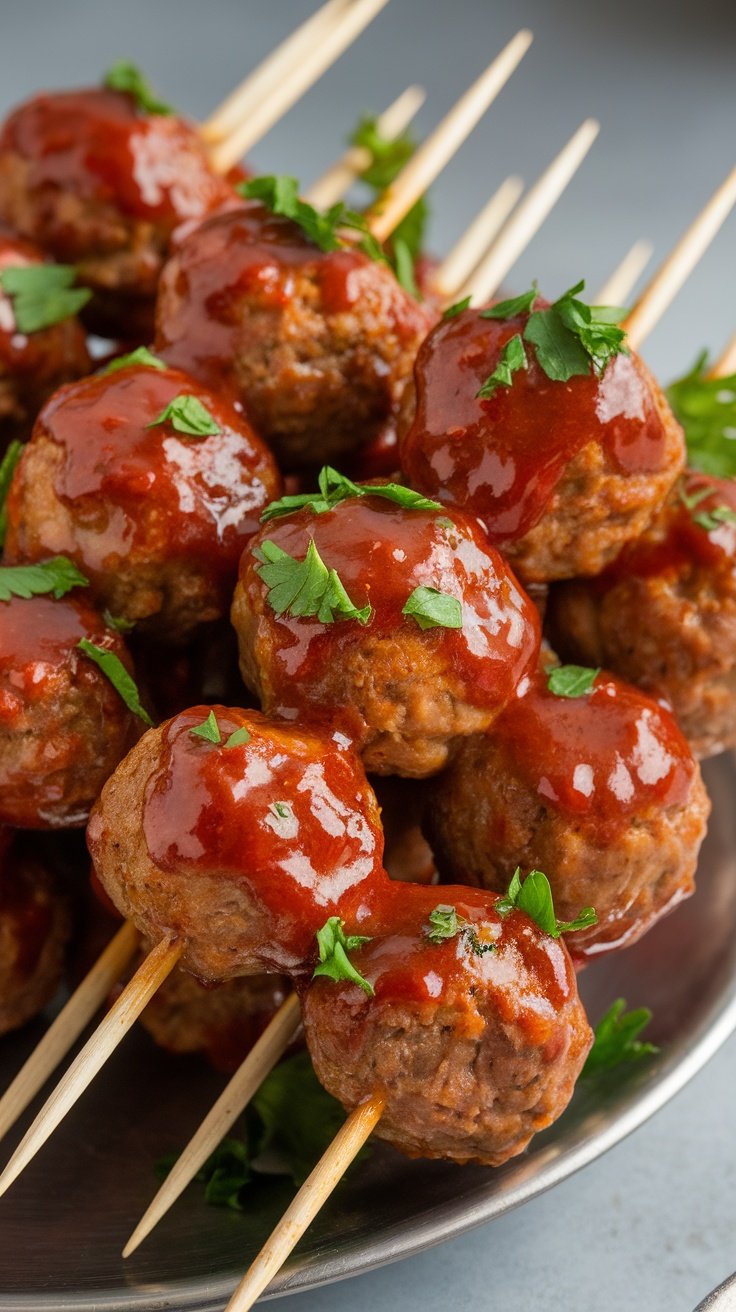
103 60 173 115
582 998 658 1078
349 114 429 296
402 585 462 631
77 638 152 725
425 904 497 957
254 539 371 626
547 664 600 699
148 395 221 438
0 265 91 333
678 482 736 533
313 917 374 995
261 465 441 523
189 711 251 747
238 175 385 263
0 557 88 602
0 440 23 548
103 346 166 376
476 334 527 399
667 351 736 478
496 868 597 938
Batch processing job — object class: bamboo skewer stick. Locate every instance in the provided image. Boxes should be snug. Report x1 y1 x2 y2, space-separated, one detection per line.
305 84 426 208
709 333 736 379
433 175 524 298
624 167 736 350
224 1093 385 1311
595 239 654 306
366 29 533 243
122 992 303 1258
201 0 352 143
0 937 183 1199
209 0 392 174
0 921 138 1145
455 118 600 304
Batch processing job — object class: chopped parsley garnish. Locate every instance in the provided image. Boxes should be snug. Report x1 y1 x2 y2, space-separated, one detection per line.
349 114 428 295
443 295 472 320
261 464 441 523
189 713 252 747
483 280 627 382
0 265 91 333
238 175 385 263
148 394 221 438
425 904 497 957
102 609 136 634
496 867 597 938
667 351 736 478
270 801 292 820
313 916 374 995
0 556 88 602
678 481 736 532
476 333 527 399
103 60 173 115
582 998 658 1078
77 638 152 725
254 538 371 626
547 664 600 699
225 726 252 748
103 346 166 375
402 585 462 631
0 440 23 548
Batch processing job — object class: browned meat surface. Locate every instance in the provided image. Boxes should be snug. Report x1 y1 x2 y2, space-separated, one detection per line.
0 832 71 1035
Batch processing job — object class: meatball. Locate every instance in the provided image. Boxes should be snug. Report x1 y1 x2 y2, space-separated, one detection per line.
0 88 238 339
0 225 89 441
0 592 141 828
425 667 709 959
87 706 386 980
399 299 685 582
155 203 434 470
231 494 540 776
3 360 281 640
548 472 736 759
0 831 72 1036
303 882 592 1166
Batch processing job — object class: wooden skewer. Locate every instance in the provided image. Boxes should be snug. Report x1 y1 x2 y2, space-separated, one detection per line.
455 118 600 304
225 1093 385 1311
624 167 736 350
201 0 351 143
366 29 533 243
0 937 183 1199
710 333 736 379
433 175 524 298
122 992 303 1258
209 0 392 174
595 239 654 306
305 84 426 209
0 921 138 1145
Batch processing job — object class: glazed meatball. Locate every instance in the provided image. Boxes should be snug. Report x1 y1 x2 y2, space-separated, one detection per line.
0 831 72 1035
231 494 540 776
87 706 386 981
548 472 736 759
0 88 238 339
303 882 592 1166
3 360 281 640
426 668 709 959
156 203 434 470
0 592 141 828
399 298 685 582
0 225 89 441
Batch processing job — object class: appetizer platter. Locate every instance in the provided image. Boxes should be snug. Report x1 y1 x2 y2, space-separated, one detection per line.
0 3 735 1306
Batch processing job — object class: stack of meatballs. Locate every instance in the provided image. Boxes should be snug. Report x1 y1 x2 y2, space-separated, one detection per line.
0 69 728 1176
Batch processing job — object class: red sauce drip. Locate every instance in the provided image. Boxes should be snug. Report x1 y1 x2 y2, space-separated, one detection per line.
20 363 278 584
0 89 235 226
142 706 386 969
492 669 695 834
242 496 540 723
601 471 736 585
401 305 672 543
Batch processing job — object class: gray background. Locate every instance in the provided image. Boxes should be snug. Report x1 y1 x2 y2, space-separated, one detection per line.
2 2 735 1308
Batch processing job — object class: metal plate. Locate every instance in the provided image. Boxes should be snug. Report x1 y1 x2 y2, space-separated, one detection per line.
0 752 735 1310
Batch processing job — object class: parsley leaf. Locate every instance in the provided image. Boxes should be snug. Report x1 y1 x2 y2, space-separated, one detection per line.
667 352 736 478
582 998 658 1078
254 538 371 626
524 282 627 381
103 60 173 115
0 265 91 333
402 585 462 631
0 440 23 548
523 305 591 381
103 346 166 376
443 295 472 320
0 556 88 602
77 638 152 725
148 394 221 438
270 801 292 820
388 197 428 295
102 609 136 633
313 916 374 995
480 287 537 320
261 465 441 522
189 710 221 743
225 727 251 748
252 1050 363 1186
238 175 385 264
350 114 415 192
547 664 600 698
476 333 528 399
678 481 736 532
424 903 497 956
496 868 597 938
156 1137 252 1212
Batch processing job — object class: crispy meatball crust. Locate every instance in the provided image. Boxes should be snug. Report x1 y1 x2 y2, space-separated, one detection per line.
0 834 71 1035
303 884 592 1165
156 204 434 470
548 473 736 759
231 495 540 777
0 594 141 828
426 674 710 958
